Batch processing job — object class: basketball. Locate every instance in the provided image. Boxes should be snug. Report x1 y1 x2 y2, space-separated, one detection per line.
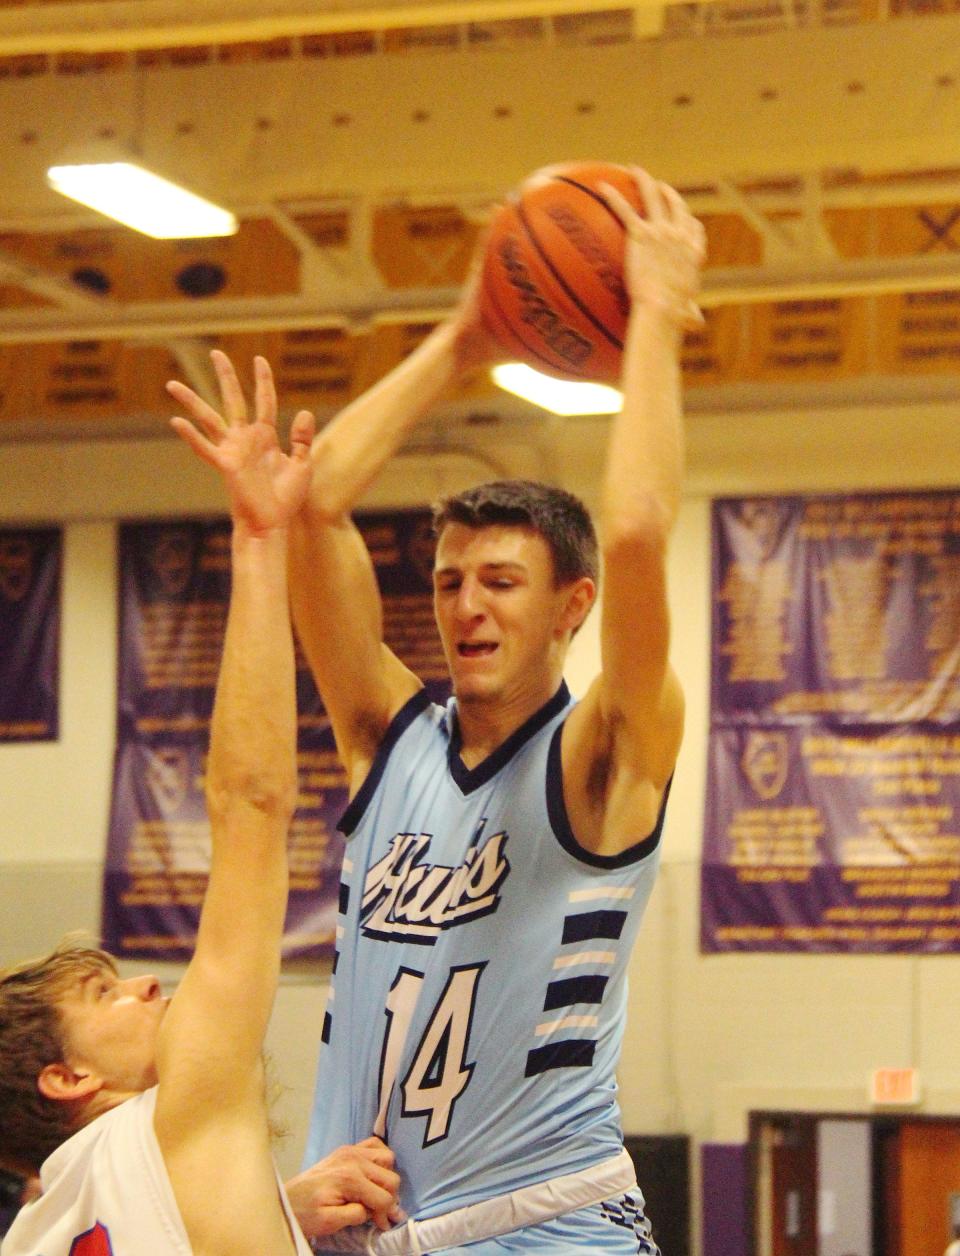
479 161 644 384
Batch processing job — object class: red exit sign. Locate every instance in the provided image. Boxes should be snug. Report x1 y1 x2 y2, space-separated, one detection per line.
870 1067 921 1106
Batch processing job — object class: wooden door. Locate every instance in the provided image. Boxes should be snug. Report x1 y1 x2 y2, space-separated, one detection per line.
771 1118 817 1256
897 1121 960 1256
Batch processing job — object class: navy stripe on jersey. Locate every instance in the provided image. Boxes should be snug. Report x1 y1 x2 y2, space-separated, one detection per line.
339 687 433 835
562 909 627 944
332 950 339 975
547 724 673 867
543 973 609 1010
525 1038 596 1076
321 1011 332 1045
447 682 571 794
338 883 350 914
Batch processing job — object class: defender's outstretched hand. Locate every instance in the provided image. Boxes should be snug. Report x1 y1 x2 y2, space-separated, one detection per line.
167 349 316 533
601 168 706 330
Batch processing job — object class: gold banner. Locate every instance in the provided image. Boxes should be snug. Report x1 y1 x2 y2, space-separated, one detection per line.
372 206 479 289
126 219 301 302
29 339 126 418
826 204 960 258
700 213 763 268
0 345 20 422
266 326 367 412
877 290 960 375
823 206 872 259
360 319 439 392
744 296 870 381
682 305 745 387
0 219 300 304
294 211 351 250
875 203 960 257
0 285 49 309
118 346 184 423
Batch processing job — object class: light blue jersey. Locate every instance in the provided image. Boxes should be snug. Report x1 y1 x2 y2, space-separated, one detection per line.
304 682 667 1235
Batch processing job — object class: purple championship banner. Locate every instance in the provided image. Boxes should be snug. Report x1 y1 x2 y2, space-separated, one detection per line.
0 527 60 742
701 491 960 953
104 511 448 961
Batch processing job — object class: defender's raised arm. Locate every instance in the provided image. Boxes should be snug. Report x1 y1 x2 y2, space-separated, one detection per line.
159 353 315 1254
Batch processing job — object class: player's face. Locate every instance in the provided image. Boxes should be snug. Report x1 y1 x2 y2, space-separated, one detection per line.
55 968 169 1095
433 523 575 707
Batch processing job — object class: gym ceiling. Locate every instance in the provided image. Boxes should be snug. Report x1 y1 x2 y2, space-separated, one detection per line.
0 0 956 436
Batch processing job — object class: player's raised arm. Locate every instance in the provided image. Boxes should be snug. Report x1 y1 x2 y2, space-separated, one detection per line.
288 262 502 792
158 352 314 1251
563 170 706 856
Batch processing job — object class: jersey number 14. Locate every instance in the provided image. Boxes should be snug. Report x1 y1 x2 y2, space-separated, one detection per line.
376 963 485 1146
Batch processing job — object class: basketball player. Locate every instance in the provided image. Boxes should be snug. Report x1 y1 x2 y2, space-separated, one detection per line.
0 356 400 1255
278 168 706 1254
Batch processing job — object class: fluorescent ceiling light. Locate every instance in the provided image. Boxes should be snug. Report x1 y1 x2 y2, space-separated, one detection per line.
46 161 238 239
492 363 623 416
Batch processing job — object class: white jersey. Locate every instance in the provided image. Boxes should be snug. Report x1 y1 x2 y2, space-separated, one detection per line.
305 683 668 1226
1 1087 311 1256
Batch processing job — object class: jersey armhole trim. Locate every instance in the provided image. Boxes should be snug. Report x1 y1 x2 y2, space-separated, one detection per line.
338 687 433 836
546 723 673 868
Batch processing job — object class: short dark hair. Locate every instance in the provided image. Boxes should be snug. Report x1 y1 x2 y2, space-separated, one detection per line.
432 480 598 588
0 938 116 1174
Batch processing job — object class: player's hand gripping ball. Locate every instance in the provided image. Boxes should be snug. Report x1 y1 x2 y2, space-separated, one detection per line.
478 161 645 383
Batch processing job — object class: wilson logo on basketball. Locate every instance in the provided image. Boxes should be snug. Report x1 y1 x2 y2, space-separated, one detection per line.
545 204 629 318
497 237 593 368
360 826 510 943
479 161 644 382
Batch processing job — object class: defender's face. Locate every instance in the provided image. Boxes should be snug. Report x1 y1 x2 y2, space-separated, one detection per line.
433 523 570 706
56 968 169 1096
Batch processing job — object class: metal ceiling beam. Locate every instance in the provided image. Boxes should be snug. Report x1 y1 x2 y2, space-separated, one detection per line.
703 254 960 305
1 250 959 346
0 289 458 345
0 0 677 55
3 172 959 241
0 245 107 311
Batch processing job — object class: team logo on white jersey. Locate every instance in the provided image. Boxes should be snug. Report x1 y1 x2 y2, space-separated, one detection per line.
360 823 510 943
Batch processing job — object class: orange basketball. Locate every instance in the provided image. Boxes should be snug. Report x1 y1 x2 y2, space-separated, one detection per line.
479 162 644 384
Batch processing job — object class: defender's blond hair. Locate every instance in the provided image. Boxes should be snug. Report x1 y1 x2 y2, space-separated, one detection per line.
0 937 116 1174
